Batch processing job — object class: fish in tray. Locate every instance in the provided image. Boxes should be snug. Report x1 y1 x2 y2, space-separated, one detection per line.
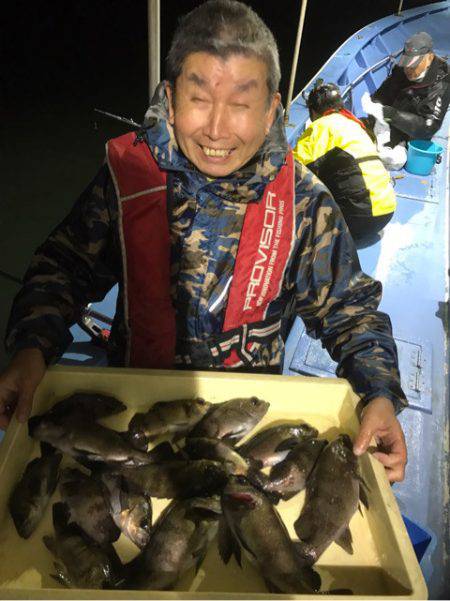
188 397 269 443
127 398 211 450
219 475 321 594
43 502 124 589
294 434 369 564
116 459 229 499
43 392 126 421
59 468 120 545
28 414 154 467
124 496 221 590
237 422 319 468
183 437 281 503
9 442 62 539
265 437 328 500
102 472 153 549
183 437 251 476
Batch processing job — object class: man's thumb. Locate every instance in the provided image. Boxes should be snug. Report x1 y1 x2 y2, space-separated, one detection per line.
353 420 374 456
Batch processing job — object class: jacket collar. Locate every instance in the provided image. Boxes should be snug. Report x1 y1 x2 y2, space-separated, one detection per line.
143 82 288 204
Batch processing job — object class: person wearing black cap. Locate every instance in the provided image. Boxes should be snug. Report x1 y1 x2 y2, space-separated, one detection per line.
361 32 450 169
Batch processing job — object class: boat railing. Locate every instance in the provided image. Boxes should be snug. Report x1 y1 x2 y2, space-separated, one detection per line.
341 49 402 100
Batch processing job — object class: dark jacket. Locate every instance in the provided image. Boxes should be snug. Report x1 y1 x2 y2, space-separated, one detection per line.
373 55 450 146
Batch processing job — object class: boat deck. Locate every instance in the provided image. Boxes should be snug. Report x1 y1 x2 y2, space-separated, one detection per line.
283 3 450 597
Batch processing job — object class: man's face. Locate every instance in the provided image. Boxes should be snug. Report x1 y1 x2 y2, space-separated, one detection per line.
404 52 433 81
166 52 281 178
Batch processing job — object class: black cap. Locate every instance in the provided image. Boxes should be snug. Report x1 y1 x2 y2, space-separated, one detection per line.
398 32 433 68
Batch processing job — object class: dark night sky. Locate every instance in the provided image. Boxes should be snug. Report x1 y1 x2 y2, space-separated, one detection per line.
1 0 438 122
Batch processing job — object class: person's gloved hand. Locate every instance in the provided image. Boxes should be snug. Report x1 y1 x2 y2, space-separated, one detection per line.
361 92 387 124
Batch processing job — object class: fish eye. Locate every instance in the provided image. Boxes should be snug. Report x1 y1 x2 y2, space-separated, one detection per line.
250 397 260 406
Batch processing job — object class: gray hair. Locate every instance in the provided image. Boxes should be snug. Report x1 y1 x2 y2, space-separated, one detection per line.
166 0 281 99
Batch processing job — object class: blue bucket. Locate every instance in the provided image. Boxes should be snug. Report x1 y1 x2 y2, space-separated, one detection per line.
405 139 443 176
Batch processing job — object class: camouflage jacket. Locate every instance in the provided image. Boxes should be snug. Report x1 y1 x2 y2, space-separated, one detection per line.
5 84 407 412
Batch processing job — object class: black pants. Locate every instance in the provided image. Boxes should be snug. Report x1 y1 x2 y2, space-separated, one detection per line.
344 212 394 242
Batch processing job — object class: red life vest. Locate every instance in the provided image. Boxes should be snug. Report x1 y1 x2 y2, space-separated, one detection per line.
106 132 296 369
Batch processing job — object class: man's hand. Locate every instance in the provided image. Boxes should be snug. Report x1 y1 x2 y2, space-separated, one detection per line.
361 92 387 124
0 348 46 430
353 396 407 483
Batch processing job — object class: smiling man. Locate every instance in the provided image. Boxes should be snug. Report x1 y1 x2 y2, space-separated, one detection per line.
1 0 407 482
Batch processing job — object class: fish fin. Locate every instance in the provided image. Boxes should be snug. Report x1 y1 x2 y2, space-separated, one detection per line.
234 539 242 567
335 527 353 555
293 541 317 566
276 437 302 452
247 469 281 504
218 517 241 567
149 441 178 462
301 566 322 592
359 482 370 510
51 563 71 588
43 535 57 555
263 577 282 594
40 441 56 456
217 517 233 564
294 512 314 542
194 547 209 575
52 502 70 532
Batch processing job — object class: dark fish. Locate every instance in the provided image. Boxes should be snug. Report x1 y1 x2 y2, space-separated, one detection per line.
118 460 229 499
220 476 321 594
9 443 62 539
266 438 327 500
102 473 152 549
59 468 120 545
184 437 250 475
188 397 269 443
43 502 123 589
294 434 368 564
127 398 211 449
42 392 126 420
28 415 152 467
183 437 279 501
125 496 221 590
238 422 318 467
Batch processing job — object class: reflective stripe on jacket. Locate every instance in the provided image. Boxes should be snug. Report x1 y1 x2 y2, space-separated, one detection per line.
294 112 396 218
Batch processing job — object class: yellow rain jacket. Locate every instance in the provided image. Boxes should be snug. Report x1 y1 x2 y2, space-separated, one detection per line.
294 111 396 218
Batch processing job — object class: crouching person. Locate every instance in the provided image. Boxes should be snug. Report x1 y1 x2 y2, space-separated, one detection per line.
294 80 396 242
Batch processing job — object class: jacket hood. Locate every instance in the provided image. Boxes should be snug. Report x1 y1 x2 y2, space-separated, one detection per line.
142 82 289 204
